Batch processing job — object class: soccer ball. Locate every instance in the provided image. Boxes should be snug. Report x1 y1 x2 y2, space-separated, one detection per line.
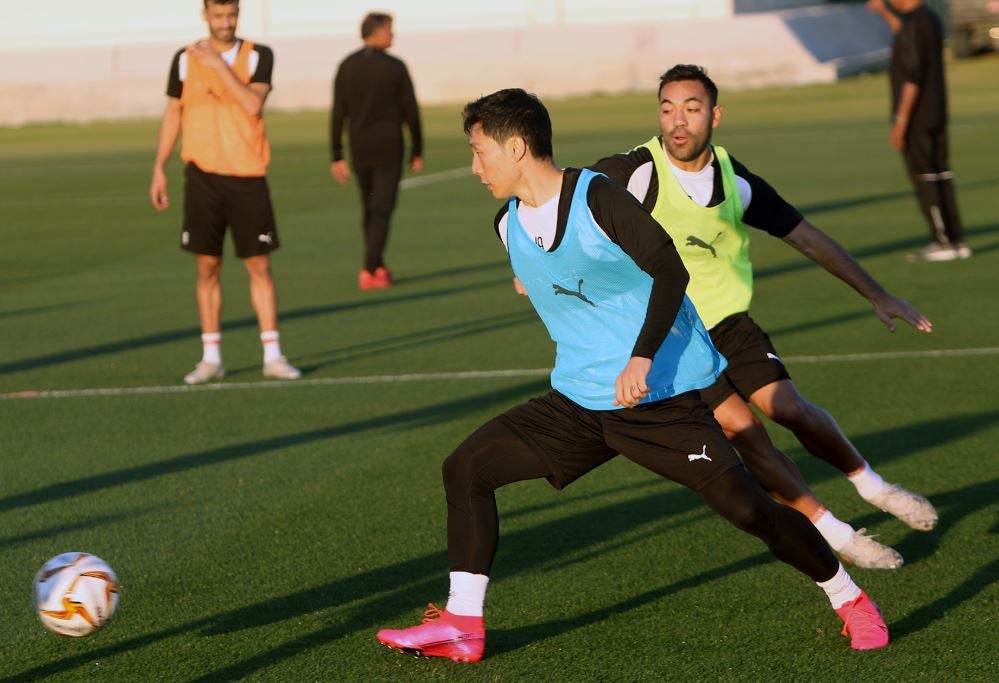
34 552 119 637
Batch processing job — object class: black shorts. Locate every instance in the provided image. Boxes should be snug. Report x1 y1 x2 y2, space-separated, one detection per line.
496 390 741 491
699 312 791 409
182 163 279 258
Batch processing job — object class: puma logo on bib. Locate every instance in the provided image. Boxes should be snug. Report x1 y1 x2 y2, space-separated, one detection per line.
552 279 596 307
685 232 723 257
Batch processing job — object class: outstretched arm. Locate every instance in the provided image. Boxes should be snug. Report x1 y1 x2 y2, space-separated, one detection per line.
783 220 932 333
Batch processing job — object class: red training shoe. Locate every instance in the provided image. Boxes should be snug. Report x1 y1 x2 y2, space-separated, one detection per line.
835 590 889 650
377 603 485 663
358 269 377 290
372 266 393 288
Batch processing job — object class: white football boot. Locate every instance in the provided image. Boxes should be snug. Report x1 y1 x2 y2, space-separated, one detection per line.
184 362 225 385
870 484 938 531
838 529 904 569
262 356 302 380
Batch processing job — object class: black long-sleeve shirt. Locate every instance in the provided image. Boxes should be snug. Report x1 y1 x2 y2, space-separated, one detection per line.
330 47 422 166
890 5 947 130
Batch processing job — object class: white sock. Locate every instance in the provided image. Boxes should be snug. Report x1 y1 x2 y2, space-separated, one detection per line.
445 571 489 617
260 331 283 364
817 563 862 609
812 507 855 552
201 333 221 365
848 462 887 501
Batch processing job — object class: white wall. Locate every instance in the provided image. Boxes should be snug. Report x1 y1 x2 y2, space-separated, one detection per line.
0 0 734 50
0 2 889 125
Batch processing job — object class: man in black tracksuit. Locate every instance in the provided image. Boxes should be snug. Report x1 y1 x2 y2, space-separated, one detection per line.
330 12 423 288
868 0 969 261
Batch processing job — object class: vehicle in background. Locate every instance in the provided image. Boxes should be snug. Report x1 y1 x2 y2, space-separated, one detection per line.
950 0 999 56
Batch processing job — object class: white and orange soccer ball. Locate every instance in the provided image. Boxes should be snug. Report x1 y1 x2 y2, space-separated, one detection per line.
34 552 119 637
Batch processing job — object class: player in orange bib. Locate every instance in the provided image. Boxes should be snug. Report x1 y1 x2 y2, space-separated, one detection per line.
149 0 300 385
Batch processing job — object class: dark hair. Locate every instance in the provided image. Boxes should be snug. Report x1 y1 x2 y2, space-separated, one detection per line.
204 0 238 7
361 12 392 39
658 64 719 107
462 88 554 160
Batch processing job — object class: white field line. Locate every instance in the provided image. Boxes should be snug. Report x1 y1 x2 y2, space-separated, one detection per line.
2 346 998 401
399 167 470 190
0 368 551 400
782 347 999 363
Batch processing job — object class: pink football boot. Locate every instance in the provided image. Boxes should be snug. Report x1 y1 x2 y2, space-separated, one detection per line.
377 603 485 662
835 591 889 650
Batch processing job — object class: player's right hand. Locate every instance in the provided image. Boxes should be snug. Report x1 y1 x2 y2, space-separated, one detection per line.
512 277 527 296
889 120 907 150
187 41 225 72
150 168 169 211
331 160 350 185
613 356 652 408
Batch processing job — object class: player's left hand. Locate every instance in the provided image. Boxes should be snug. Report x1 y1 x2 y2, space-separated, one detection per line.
614 356 652 408
872 294 933 333
410 156 424 173
188 41 225 70
330 160 351 185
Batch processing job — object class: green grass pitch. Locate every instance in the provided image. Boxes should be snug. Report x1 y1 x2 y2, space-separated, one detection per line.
1 55 997 681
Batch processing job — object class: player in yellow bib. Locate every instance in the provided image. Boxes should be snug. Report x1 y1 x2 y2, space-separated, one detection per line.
592 64 937 570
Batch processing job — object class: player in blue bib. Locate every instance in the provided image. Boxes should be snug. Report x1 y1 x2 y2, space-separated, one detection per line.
506 166 723 409
376 89 888 662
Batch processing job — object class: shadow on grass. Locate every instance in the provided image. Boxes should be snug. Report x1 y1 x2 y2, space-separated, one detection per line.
793 175 999 217
755 221 999 282
890 498 998 643
0 504 171 549
765 309 872 338
0 378 548 514
488 552 770 657
796 188 914 217
0 301 90 321
286 309 539 375
389 260 509 286
961 232 999 257
0 276 508 377
0 271 68 287
787 410 999 492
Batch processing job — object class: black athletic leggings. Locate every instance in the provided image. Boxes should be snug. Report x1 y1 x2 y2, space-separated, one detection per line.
355 164 402 272
903 126 964 245
442 419 838 582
